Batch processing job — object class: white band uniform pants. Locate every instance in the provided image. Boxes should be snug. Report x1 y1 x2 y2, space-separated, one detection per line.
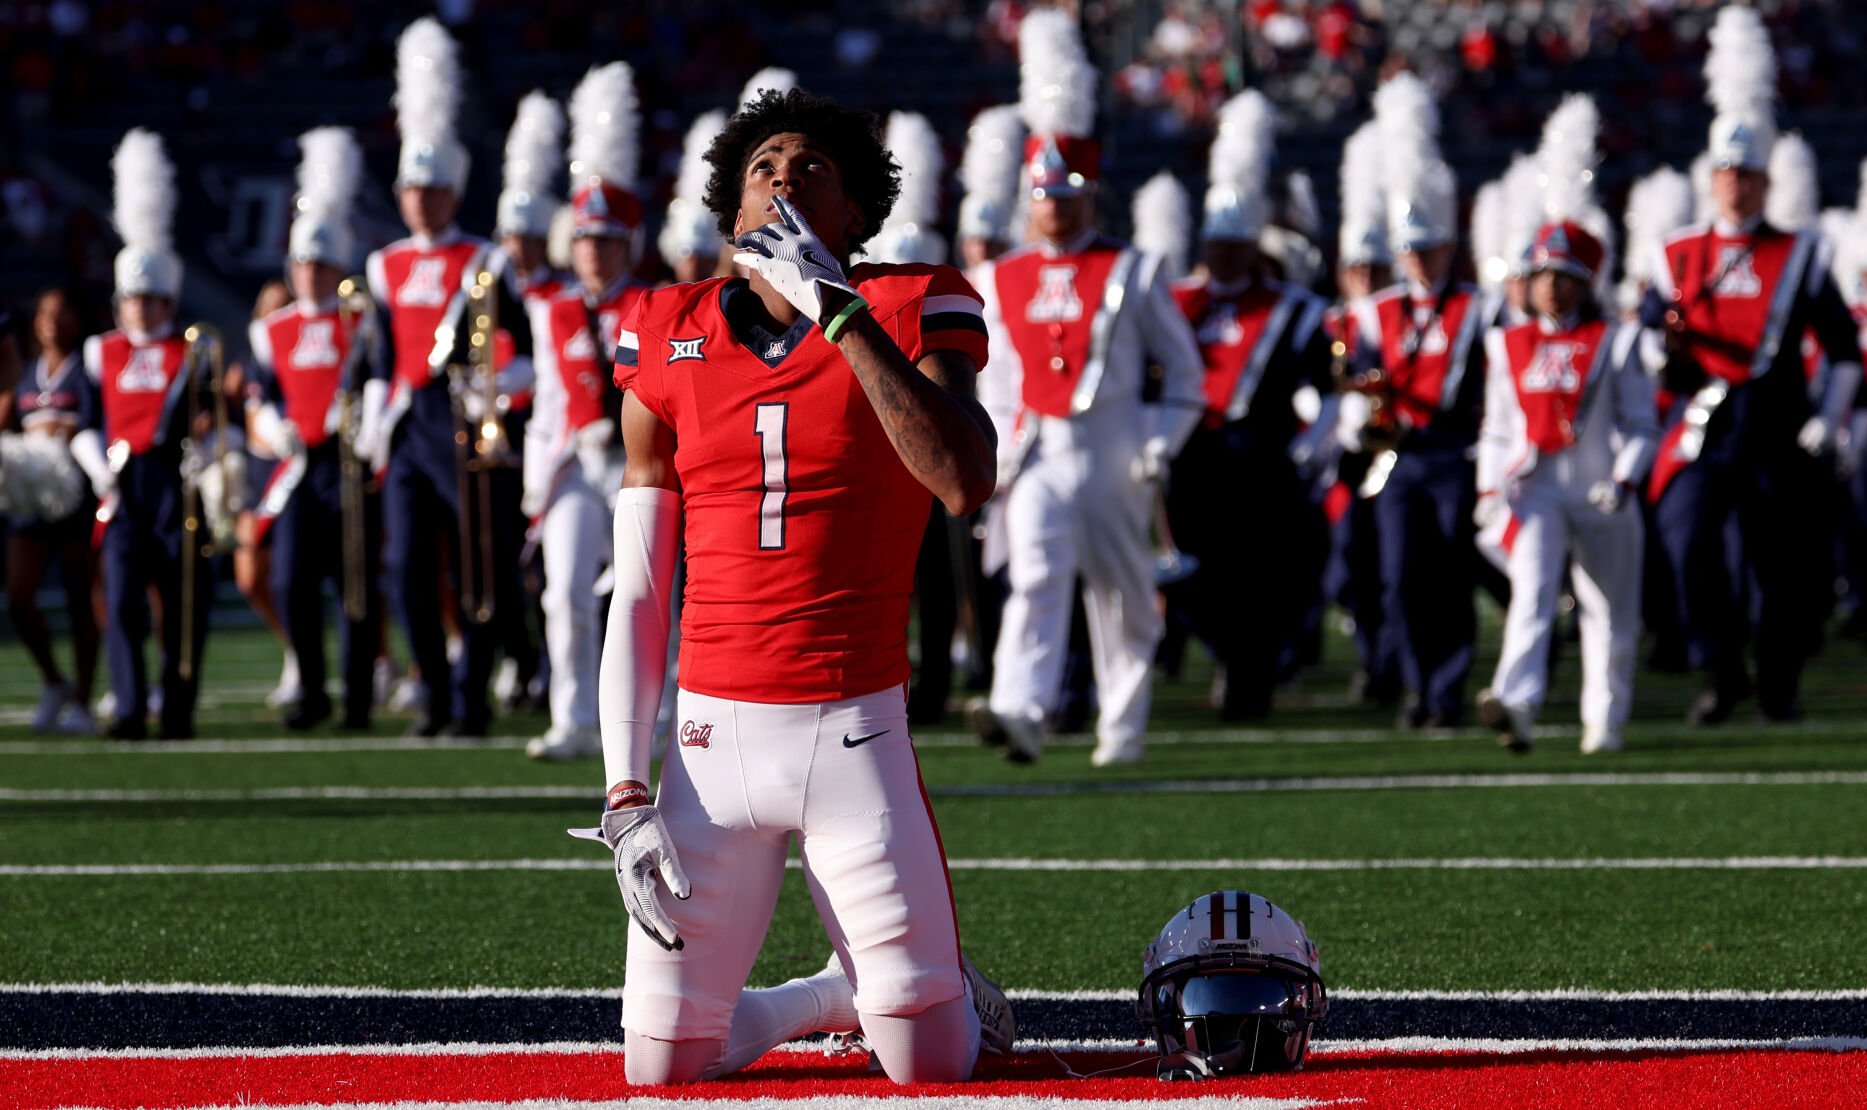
989 416 1162 748
539 457 610 732
1490 481 1642 733
623 684 967 1043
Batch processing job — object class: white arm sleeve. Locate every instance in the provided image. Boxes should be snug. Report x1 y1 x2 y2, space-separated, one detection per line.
1137 261 1206 455
70 428 113 493
599 485 682 790
1475 328 1514 495
1610 325 1661 485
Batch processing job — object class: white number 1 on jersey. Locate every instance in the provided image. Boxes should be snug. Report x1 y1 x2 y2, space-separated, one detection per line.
755 403 788 550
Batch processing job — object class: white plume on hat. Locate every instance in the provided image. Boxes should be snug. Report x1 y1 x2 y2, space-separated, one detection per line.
1202 89 1274 243
1337 120 1388 266
569 63 640 188
739 67 797 109
1131 171 1191 281
660 109 726 267
1690 150 1716 223
1375 72 1455 252
1840 157 1867 303
1284 171 1320 241
957 104 1025 243
1764 131 1819 230
1703 5 1777 171
111 127 182 299
871 111 947 265
1500 154 1544 279
1470 179 1508 288
290 126 363 268
394 17 469 191
1534 93 1614 291
497 92 565 238
1622 166 1695 295
1018 8 1097 139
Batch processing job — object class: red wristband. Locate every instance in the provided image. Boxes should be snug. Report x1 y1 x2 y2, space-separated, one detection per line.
606 781 650 811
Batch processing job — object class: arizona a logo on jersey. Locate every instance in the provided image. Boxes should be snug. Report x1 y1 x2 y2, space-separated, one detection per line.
1522 342 1581 393
289 320 341 369
1026 265 1084 323
398 257 451 307
118 347 170 392
1711 246 1763 298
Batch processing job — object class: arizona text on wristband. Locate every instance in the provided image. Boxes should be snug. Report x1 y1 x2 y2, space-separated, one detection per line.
823 296 872 344
606 780 650 810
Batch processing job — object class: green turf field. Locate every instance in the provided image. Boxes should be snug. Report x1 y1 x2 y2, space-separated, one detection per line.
3 613 1866 998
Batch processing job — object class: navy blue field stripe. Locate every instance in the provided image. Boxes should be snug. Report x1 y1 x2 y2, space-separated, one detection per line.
4 992 1867 1051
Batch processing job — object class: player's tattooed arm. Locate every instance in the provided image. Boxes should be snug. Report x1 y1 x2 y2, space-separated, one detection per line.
827 293 997 516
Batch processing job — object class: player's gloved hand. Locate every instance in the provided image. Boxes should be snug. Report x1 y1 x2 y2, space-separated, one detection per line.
731 195 858 326
1798 415 1837 456
570 791 691 951
276 419 305 459
1130 436 1172 485
1586 479 1625 514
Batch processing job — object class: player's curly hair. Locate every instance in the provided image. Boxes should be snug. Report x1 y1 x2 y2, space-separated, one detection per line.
703 88 901 251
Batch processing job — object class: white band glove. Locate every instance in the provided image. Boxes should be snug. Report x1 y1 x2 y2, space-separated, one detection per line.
356 379 389 469
277 419 304 459
1798 415 1837 456
731 196 857 325
1130 435 1172 485
575 419 615 452
1586 479 1625 514
1473 490 1505 530
570 800 691 951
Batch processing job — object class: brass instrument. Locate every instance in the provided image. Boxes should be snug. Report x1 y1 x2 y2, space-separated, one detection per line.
178 322 229 683
335 276 374 625
1330 339 1402 453
450 268 511 624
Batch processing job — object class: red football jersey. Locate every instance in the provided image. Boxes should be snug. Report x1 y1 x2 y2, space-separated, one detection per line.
545 283 649 431
87 331 190 455
365 234 489 391
254 304 352 448
616 264 989 704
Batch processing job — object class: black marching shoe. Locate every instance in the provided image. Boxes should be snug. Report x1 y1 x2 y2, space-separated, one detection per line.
1686 672 1751 726
284 694 333 731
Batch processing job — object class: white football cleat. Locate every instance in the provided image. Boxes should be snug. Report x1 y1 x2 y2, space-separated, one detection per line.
1090 738 1145 767
1580 726 1623 754
961 954 1016 1055
266 654 303 709
525 725 602 762
33 682 72 732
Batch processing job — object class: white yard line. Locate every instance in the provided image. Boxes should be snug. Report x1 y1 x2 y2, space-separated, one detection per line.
7 855 1867 879
4 770 1866 804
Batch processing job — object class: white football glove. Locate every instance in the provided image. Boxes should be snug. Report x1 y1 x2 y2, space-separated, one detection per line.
1586 479 1625 514
570 803 691 951
1798 415 1837 456
731 195 858 325
1130 435 1173 485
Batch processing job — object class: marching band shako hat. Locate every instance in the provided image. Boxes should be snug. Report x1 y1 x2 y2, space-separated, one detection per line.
571 180 644 239
111 128 183 300
394 18 470 194
1375 73 1455 254
1025 134 1099 199
1337 121 1389 267
289 126 362 269
1201 90 1275 244
1703 6 1777 173
496 91 565 239
957 104 1024 244
1529 221 1604 282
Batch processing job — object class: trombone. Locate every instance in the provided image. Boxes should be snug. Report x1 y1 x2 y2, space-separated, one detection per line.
178 322 229 683
449 268 512 624
335 276 375 625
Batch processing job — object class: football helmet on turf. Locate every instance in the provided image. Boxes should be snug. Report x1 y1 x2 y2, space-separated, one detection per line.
1138 891 1328 1079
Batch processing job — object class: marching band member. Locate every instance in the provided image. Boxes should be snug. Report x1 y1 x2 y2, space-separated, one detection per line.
1166 90 1332 721
659 110 729 284
362 18 536 737
247 127 382 731
1344 73 1495 729
1640 8 1862 724
6 287 100 733
1475 96 1659 755
968 10 1205 766
524 62 651 761
72 129 214 740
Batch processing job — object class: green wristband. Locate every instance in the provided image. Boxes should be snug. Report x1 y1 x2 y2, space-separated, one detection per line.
823 296 871 344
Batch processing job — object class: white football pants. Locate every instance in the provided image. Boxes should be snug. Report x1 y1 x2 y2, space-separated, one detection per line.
622 684 974 1055
539 459 610 732
1489 480 1642 733
989 414 1161 749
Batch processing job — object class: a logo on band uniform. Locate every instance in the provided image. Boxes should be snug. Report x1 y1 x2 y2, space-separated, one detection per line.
1521 342 1581 393
668 336 707 363
1711 246 1763 298
1196 303 1245 347
398 257 450 307
1025 264 1084 323
678 721 714 749
289 319 341 369
117 347 170 393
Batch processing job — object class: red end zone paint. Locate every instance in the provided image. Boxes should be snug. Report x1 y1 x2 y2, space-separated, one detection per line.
10 1047 1867 1109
